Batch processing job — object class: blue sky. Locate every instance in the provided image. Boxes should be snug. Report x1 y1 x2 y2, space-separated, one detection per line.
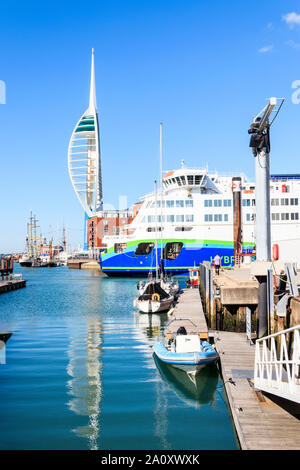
1 0 300 251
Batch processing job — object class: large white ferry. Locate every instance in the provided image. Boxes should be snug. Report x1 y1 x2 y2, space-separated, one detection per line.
100 165 300 276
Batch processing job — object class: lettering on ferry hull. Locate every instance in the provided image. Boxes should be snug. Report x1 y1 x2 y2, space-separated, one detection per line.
209 255 235 266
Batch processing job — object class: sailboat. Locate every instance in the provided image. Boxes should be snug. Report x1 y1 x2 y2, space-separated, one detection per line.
135 178 174 313
20 215 35 267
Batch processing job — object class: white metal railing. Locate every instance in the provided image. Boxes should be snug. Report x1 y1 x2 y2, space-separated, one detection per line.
254 325 300 403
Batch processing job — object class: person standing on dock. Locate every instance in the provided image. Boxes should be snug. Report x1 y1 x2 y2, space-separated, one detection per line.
213 253 221 275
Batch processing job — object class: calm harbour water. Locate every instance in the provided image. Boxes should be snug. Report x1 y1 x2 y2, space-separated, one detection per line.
0 266 238 450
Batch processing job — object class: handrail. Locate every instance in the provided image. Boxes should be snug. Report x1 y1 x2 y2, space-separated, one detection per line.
254 324 300 403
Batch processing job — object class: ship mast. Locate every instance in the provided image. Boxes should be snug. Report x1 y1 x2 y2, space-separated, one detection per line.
154 179 159 280
159 122 164 280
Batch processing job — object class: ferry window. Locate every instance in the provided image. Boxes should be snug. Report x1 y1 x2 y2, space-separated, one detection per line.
252 199 256 206
157 215 165 222
180 176 186 186
272 213 280 221
290 198 298 206
224 214 228 222
185 200 193 207
223 199 232 207
172 178 176 184
214 214 222 222
281 213 289 221
246 214 251 222
166 200 174 208
176 214 184 222
147 215 156 223
292 213 299 220
271 198 279 206
147 227 164 232
176 200 184 207
243 199 250 207
141 217 146 223
214 200 222 207
187 175 194 186
204 200 212 207
281 198 289 206
162 242 183 260
135 242 154 255
114 243 127 254
175 226 193 231
185 214 194 222
167 215 174 222
205 214 213 222
176 177 182 186
195 175 202 185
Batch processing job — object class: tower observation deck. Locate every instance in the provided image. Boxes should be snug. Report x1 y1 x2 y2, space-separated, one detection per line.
68 49 103 218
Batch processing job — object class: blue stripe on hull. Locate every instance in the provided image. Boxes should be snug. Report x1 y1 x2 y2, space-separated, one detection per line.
101 245 235 277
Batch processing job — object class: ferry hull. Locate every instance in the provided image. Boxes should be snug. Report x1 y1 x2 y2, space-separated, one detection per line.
100 240 240 277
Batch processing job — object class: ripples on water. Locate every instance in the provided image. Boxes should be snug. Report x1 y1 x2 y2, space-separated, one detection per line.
0 267 237 450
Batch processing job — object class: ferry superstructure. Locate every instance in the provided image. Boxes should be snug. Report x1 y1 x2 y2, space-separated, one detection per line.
100 166 300 276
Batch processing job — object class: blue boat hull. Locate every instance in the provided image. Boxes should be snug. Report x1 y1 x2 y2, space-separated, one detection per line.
153 341 219 374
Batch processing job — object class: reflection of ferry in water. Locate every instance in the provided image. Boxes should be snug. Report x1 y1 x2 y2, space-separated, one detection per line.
100 165 300 276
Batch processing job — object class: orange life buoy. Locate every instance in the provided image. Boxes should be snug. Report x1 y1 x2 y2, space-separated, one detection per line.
272 244 279 261
152 293 160 301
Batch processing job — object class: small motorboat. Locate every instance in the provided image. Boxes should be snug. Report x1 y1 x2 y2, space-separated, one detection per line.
134 280 174 313
153 319 219 375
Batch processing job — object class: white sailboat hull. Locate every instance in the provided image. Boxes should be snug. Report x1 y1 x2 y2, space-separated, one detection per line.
136 297 173 313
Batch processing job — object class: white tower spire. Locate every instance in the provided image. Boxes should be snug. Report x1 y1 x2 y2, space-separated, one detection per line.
89 48 97 112
68 49 103 217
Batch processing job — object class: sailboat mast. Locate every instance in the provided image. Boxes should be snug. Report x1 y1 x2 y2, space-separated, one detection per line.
159 122 164 279
154 179 159 280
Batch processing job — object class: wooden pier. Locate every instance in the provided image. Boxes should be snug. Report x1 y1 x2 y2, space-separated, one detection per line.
0 279 26 294
168 288 208 339
172 286 300 449
215 331 300 450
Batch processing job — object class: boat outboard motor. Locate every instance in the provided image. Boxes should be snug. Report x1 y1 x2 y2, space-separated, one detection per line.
176 326 187 335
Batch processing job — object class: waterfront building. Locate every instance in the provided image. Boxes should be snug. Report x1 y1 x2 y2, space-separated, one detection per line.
88 210 133 253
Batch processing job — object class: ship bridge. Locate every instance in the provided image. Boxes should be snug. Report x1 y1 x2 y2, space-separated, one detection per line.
162 168 220 194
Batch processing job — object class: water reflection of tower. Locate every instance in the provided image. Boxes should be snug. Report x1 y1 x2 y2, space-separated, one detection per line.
133 310 171 448
66 316 103 450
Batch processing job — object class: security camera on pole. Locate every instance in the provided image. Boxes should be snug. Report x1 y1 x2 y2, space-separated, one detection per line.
248 97 284 338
